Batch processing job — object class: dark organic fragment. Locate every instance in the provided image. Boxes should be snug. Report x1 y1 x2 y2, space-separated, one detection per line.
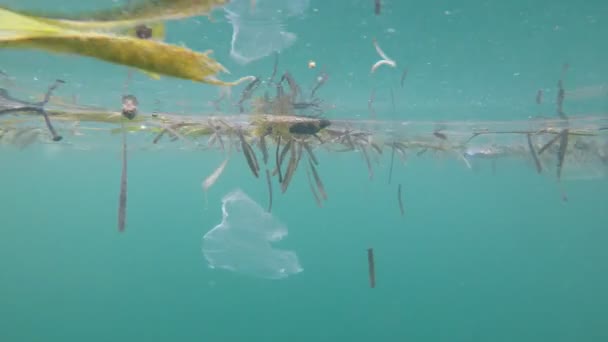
367 248 376 288
0 79 64 141
288 119 331 135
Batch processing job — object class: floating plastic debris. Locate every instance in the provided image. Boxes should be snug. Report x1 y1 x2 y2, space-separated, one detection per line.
202 189 303 279
224 0 310 64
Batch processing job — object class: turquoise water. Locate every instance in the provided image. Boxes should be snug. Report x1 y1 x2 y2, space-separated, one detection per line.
1 0 608 341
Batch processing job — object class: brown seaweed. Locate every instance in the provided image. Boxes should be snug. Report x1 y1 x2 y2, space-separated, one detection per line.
265 169 273 212
238 76 261 113
388 145 396 184
274 138 293 178
526 134 543 174
556 129 569 181
237 130 260 178
152 128 167 143
302 141 319 165
280 71 301 102
275 135 283 183
370 142 383 156
557 80 566 119
281 142 302 193
538 133 563 155
305 162 323 208
259 134 269 165
268 52 279 85
308 158 327 201
152 122 190 144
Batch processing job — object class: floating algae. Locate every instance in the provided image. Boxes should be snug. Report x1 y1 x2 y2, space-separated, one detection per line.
2 0 228 33
2 62 607 209
202 189 303 280
0 8 251 86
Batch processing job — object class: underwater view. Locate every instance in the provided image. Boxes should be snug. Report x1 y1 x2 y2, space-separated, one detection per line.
1 0 608 340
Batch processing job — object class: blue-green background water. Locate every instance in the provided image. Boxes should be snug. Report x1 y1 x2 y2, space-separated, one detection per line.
1 0 608 341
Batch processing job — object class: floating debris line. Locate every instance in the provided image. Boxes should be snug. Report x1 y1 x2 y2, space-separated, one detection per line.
2 104 607 203
2 63 607 210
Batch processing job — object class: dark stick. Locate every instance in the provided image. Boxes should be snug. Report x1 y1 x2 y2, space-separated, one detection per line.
41 80 64 141
390 87 395 114
117 72 133 233
238 76 261 113
277 139 293 178
433 131 448 140
269 52 279 85
538 133 563 155
556 63 569 120
40 79 65 106
118 125 128 232
464 128 594 145
302 141 319 165
388 145 395 184
305 161 323 208
397 184 404 216
557 80 566 119
275 136 283 183
556 129 569 181
259 134 269 165
526 134 543 174
368 89 376 118
374 0 381 15
265 169 273 213
400 68 408 88
40 109 62 141
367 248 376 288
0 79 64 141
308 158 328 201
536 89 543 105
